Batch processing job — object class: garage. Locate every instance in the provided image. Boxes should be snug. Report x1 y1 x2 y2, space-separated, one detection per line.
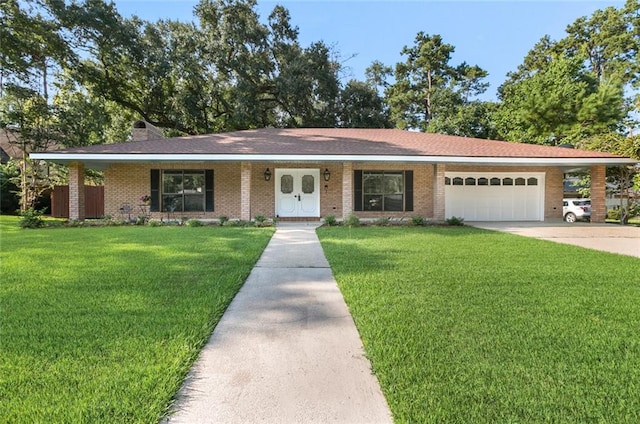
445 172 545 221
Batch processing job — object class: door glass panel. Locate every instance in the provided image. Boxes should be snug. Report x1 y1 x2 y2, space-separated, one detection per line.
280 174 293 193
302 175 315 194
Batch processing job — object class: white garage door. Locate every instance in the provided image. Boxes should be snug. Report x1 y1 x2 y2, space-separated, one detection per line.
445 172 545 221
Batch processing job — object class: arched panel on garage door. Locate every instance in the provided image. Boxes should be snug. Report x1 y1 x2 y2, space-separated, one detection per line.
445 172 545 221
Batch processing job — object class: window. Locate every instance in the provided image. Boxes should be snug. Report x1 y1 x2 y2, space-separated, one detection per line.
478 177 488 186
354 170 413 212
490 177 501 186
515 177 526 186
151 170 214 213
527 177 538 186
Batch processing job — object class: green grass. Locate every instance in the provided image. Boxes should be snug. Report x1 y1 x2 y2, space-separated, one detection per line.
318 226 640 424
0 216 274 423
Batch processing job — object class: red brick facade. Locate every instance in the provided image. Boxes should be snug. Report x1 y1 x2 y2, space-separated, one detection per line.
98 161 587 222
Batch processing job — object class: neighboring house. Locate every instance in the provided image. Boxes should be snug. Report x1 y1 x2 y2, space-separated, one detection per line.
0 132 23 164
30 122 636 223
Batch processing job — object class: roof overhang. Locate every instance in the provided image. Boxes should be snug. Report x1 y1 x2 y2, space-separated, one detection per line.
29 152 637 170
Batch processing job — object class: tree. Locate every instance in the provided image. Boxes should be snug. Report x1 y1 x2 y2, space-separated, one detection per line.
386 32 455 130
578 132 640 224
495 57 625 145
497 0 639 143
384 32 493 137
338 80 390 128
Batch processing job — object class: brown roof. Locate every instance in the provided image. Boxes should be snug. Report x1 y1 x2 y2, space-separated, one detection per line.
45 128 623 159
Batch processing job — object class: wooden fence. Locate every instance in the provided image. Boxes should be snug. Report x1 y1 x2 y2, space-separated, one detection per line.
51 185 104 218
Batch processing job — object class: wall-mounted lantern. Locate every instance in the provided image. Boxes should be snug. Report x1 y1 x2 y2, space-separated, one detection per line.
323 168 331 182
264 168 272 181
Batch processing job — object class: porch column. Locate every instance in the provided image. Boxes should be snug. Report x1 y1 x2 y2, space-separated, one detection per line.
240 162 252 221
69 162 85 221
590 165 606 223
342 162 353 219
433 164 446 221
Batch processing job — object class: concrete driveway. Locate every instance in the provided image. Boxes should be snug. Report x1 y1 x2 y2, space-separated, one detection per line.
469 222 640 258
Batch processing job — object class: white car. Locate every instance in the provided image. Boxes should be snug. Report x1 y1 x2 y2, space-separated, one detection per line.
563 198 591 223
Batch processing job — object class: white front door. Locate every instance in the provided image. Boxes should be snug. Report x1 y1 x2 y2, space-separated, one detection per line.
275 169 320 217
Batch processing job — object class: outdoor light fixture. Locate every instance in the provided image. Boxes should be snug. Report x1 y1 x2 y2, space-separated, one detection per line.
323 168 330 182
264 168 272 181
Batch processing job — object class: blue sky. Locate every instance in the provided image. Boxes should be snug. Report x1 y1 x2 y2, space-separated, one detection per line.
113 1 625 100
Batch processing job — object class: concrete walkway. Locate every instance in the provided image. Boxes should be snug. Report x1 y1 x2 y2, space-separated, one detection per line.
162 224 393 424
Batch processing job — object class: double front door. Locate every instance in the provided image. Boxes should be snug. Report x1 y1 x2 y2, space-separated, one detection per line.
275 169 320 217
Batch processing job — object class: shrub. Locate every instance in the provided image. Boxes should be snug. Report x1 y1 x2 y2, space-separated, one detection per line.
607 208 621 220
323 215 337 226
18 208 45 229
411 216 425 226
186 219 203 227
65 219 85 227
218 215 229 226
135 216 148 226
445 216 465 226
147 220 163 227
374 217 390 226
344 213 360 227
254 214 266 227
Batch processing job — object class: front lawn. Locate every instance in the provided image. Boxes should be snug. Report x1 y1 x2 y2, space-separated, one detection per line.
0 216 274 423
318 226 640 423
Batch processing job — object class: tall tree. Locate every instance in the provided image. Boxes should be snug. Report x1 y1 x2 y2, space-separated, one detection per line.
338 80 390 128
386 32 455 130
384 32 493 137
0 0 74 210
495 57 625 145
497 0 639 143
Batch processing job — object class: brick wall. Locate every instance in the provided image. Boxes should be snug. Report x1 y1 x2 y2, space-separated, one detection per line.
349 162 434 220
590 165 606 223
104 163 241 220
68 162 85 220
103 162 569 222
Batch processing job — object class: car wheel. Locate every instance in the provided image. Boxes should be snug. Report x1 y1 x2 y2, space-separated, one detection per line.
565 212 577 223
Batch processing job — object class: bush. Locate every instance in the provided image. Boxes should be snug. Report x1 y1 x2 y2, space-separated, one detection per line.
323 215 337 226
186 219 203 227
374 217 390 226
135 216 148 226
411 216 425 226
445 216 465 226
344 213 360 227
253 214 266 227
218 215 229 226
18 208 45 229
147 220 163 227
607 208 621 220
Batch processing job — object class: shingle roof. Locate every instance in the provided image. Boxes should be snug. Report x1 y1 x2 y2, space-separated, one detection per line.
45 128 622 159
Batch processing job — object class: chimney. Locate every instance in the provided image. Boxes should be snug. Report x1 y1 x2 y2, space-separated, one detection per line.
132 120 163 141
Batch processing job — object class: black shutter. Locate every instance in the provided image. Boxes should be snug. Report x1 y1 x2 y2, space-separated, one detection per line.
205 170 214 212
405 170 413 212
150 169 160 212
354 170 363 211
